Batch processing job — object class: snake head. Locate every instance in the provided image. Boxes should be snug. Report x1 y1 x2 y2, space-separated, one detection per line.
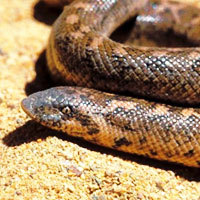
21 86 101 137
21 87 83 131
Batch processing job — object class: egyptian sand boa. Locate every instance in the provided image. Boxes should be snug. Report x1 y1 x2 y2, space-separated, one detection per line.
22 0 200 167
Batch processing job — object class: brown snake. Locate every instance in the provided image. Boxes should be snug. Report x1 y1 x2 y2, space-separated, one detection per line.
22 0 200 167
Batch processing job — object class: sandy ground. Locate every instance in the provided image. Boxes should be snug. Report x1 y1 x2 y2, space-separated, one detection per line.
0 0 200 199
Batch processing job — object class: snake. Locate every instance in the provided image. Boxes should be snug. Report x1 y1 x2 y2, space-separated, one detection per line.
21 0 200 167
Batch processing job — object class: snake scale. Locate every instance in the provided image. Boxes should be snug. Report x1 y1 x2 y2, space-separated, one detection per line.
22 0 200 167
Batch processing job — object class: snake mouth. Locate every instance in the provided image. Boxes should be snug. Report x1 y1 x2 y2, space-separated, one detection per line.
21 90 48 121
21 94 38 120
21 88 66 125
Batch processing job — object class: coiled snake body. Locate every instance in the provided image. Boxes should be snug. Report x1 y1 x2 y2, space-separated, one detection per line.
22 0 200 167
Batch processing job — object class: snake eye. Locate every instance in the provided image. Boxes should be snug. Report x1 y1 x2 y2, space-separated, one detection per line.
61 106 72 115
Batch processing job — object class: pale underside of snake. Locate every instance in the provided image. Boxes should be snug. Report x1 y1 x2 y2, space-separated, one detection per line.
21 0 200 167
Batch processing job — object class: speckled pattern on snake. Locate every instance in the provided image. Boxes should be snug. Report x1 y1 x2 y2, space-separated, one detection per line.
21 0 200 167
